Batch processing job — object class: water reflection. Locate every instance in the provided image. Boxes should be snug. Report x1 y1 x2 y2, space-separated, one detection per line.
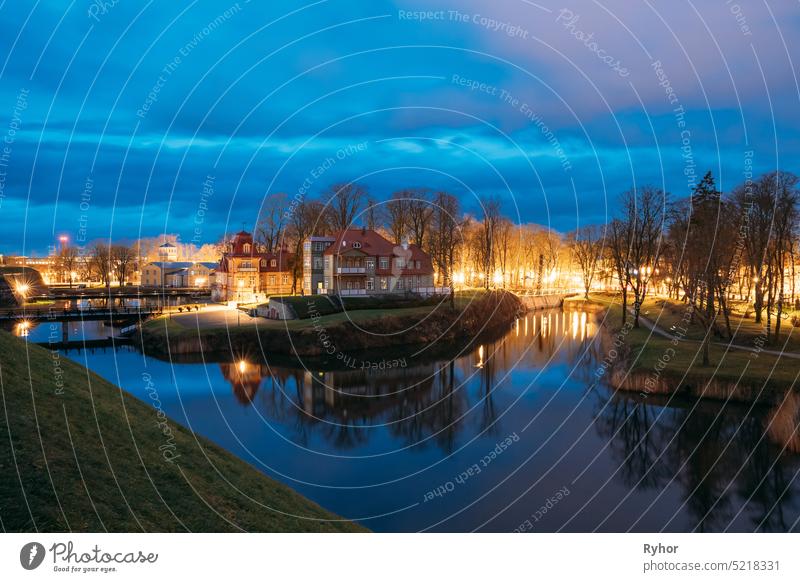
595 391 800 532
70 307 800 531
215 311 599 454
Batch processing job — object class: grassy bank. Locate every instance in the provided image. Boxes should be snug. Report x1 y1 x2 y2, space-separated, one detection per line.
595 294 800 402
141 290 523 359
0 331 365 532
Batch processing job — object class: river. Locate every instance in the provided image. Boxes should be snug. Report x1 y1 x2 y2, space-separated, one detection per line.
47 307 800 532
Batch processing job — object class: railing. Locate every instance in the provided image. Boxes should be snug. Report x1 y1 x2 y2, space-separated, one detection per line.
337 267 366 274
416 287 450 296
339 289 367 296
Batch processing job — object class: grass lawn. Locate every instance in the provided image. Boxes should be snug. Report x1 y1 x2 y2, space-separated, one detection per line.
0 330 365 532
596 296 800 389
627 295 800 353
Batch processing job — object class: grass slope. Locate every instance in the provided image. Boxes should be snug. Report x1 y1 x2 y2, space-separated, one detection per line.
0 331 365 532
594 295 800 394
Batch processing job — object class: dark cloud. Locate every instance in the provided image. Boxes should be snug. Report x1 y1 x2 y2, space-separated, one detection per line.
0 0 796 253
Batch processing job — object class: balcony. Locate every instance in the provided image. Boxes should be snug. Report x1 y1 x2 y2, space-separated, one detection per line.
337 267 366 274
340 289 367 296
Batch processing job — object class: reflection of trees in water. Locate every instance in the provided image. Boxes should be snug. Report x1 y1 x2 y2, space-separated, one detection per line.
596 390 800 532
594 395 672 491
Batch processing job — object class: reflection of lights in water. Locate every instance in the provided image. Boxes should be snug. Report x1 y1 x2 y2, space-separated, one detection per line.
572 311 579 340
476 345 484 368
581 311 587 339
515 319 520 337
525 316 529 336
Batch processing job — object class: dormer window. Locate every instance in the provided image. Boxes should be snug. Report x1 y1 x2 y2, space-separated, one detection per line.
270 259 277 267
243 243 251 254
353 242 362 249
261 259 266 267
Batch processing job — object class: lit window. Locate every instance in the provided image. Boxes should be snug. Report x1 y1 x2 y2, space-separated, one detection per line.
270 259 277 268
380 277 388 290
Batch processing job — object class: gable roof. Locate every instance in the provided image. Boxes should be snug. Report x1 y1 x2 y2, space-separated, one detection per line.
322 228 433 274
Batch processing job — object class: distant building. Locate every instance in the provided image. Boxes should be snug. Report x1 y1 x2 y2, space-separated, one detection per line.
140 261 216 288
157 242 178 262
1 255 57 284
212 231 294 303
320 228 436 296
302 236 335 295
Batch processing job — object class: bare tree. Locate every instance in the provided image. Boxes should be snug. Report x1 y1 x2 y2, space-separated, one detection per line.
324 182 367 231
620 186 668 327
407 189 433 249
430 191 461 307
478 197 501 290
256 192 287 253
494 218 514 288
364 197 382 231
387 192 411 244
58 246 80 288
569 224 605 299
608 218 632 324
88 242 113 287
111 245 137 287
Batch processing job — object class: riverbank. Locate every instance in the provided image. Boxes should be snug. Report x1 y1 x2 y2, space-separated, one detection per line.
0 330 365 532
594 295 800 403
139 290 524 360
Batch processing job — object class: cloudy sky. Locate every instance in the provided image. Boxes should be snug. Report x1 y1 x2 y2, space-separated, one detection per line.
0 0 797 254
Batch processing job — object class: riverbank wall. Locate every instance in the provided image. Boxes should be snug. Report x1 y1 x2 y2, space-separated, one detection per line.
140 290 524 359
518 293 570 311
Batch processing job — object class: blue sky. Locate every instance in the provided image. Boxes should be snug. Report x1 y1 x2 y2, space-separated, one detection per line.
0 0 797 254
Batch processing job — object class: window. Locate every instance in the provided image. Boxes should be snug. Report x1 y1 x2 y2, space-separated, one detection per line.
261 260 266 267
313 257 323 269
380 277 388 290
416 260 421 269
347 280 353 290
395 257 406 269
270 259 277 268
379 257 389 269
243 243 251 254
282 274 289 285
314 242 324 251
366 279 374 290
366 258 374 270
242 261 252 269
397 278 404 290
353 242 362 249
269 275 276 286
